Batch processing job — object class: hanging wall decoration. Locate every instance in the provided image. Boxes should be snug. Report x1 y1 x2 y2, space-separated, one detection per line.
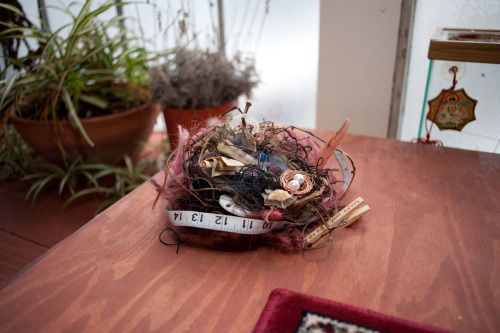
426 88 477 131
415 62 478 145
155 102 369 252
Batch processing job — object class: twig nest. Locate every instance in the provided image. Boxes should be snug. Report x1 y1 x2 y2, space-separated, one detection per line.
280 170 314 195
262 189 296 208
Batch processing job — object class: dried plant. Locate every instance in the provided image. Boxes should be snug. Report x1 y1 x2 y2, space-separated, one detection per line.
150 48 258 109
149 3 264 110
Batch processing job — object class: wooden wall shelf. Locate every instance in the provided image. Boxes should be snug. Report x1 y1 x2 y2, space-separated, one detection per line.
428 28 500 64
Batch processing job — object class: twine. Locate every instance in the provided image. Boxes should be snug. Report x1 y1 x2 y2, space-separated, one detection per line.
280 170 314 195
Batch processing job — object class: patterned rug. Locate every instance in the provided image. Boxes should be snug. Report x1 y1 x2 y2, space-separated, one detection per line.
253 289 451 333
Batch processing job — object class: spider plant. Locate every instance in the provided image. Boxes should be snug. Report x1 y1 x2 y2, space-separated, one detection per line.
0 0 152 147
24 155 158 214
22 135 169 214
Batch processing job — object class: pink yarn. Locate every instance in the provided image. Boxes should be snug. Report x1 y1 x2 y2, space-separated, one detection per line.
259 210 283 221
177 125 190 148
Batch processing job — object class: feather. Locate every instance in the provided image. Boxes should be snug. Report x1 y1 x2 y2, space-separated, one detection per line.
316 119 350 168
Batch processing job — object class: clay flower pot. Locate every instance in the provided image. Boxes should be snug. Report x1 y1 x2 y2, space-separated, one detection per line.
163 99 238 150
9 103 160 166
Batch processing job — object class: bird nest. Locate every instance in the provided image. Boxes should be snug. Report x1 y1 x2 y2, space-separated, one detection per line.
158 103 355 251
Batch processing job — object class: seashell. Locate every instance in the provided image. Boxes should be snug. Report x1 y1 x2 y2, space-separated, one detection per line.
288 179 300 190
262 189 296 208
293 174 305 185
219 194 250 217
268 189 292 201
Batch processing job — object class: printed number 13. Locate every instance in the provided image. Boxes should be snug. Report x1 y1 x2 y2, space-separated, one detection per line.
191 213 204 223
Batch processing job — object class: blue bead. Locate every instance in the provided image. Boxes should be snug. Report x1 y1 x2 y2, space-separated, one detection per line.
259 153 268 162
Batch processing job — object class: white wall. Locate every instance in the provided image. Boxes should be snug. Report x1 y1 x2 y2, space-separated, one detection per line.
316 0 402 137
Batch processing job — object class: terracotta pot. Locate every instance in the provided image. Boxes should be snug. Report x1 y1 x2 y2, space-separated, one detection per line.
9 103 160 166
163 99 238 150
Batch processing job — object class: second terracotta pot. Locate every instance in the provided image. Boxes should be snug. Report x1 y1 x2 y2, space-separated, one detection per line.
163 99 238 150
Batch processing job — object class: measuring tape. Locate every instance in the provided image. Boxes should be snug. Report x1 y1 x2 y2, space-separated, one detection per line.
166 209 287 234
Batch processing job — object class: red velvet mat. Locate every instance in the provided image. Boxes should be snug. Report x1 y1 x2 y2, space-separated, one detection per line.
253 289 451 333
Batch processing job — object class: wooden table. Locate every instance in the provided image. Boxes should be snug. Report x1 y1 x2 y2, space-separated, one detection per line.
0 134 498 332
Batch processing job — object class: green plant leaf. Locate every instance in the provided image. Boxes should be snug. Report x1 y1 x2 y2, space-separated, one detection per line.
25 174 58 204
92 168 118 180
63 186 114 210
34 161 66 175
124 155 134 173
0 72 21 112
0 3 25 16
61 86 94 147
79 94 108 109
59 159 80 195
22 171 51 181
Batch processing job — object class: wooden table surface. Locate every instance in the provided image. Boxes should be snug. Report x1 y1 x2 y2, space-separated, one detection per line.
0 134 499 332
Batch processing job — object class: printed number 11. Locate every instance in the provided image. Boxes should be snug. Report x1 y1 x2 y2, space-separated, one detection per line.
242 220 253 229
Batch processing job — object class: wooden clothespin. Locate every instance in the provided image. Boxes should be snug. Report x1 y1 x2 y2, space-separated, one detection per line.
304 197 370 248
